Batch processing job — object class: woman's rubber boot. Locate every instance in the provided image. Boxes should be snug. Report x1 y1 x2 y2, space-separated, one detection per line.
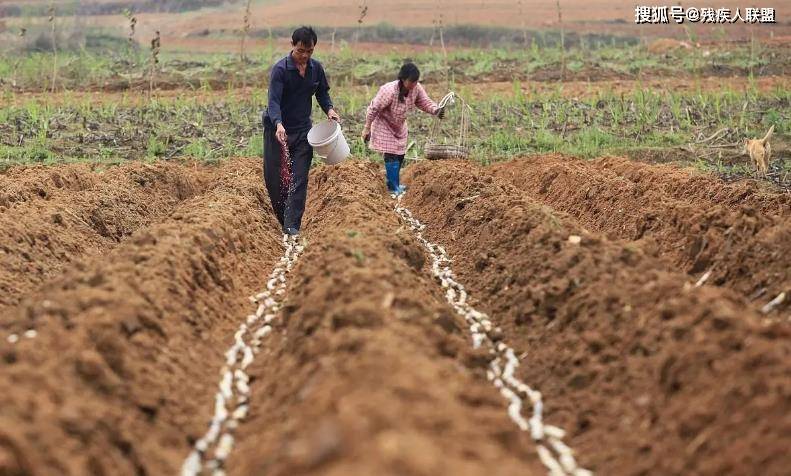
385 160 400 193
394 159 407 194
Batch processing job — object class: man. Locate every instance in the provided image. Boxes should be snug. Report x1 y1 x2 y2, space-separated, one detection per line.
263 26 340 236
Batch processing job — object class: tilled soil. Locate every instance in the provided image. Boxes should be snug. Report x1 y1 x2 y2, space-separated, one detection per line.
404 160 790 475
0 161 214 313
1 156 789 476
490 155 790 312
228 162 546 475
1 158 283 475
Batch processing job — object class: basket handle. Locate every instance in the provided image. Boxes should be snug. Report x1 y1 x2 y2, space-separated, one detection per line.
428 91 470 150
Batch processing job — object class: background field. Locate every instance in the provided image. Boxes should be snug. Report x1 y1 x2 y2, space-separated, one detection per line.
1 0 789 187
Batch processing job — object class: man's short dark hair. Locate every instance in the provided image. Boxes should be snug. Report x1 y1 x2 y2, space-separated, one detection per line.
292 26 317 46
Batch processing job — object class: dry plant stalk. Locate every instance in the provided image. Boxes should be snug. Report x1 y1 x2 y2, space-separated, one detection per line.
356 0 368 43
11 28 26 88
438 12 447 58
123 9 137 89
48 3 58 93
749 20 757 79
149 31 161 99
556 0 565 81
124 9 137 47
350 0 368 88
433 0 447 58
240 0 253 89
433 2 449 87
240 0 252 62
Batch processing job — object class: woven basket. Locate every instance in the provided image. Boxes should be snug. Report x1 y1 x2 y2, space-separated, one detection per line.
425 143 469 160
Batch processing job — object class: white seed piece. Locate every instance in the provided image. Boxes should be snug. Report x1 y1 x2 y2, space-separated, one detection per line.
225 347 239 366
232 404 249 420
536 445 565 476
241 347 254 369
235 378 250 396
220 372 233 400
544 425 566 439
195 437 209 453
254 326 272 339
255 304 267 318
214 433 234 460
180 450 202 476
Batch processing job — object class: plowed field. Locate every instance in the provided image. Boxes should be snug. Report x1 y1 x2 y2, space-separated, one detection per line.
1 156 789 476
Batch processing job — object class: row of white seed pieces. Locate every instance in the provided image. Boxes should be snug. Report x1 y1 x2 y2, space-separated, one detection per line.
394 200 592 476
182 234 304 476
6 329 37 344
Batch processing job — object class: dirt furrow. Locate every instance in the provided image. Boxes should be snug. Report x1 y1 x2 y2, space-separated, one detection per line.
491 155 790 312
0 158 283 475
0 165 97 209
393 197 590 475
0 161 214 313
592 156 790 216
226 161 547 475
404 160 791 475
182 234 305 475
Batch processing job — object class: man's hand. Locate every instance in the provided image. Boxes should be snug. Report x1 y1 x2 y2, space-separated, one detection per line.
276 123 287 144
328 108 340 122
362 127 371 143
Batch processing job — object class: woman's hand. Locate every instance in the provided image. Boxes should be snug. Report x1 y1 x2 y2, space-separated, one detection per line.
436 106 446 119
328 108 341 122
362 127 371 143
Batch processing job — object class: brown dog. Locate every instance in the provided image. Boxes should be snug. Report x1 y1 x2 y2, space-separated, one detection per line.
744 125 774 176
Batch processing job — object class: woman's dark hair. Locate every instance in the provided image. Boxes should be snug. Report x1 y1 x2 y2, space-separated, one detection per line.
292 26 317 46
397 63 420 103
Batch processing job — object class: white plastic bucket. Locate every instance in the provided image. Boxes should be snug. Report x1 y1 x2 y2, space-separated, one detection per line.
307 120 350 165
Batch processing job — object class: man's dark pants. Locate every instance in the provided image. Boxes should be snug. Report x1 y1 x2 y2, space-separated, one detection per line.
262 116 313 232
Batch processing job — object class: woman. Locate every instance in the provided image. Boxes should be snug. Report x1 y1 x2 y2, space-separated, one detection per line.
362 63 444 194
